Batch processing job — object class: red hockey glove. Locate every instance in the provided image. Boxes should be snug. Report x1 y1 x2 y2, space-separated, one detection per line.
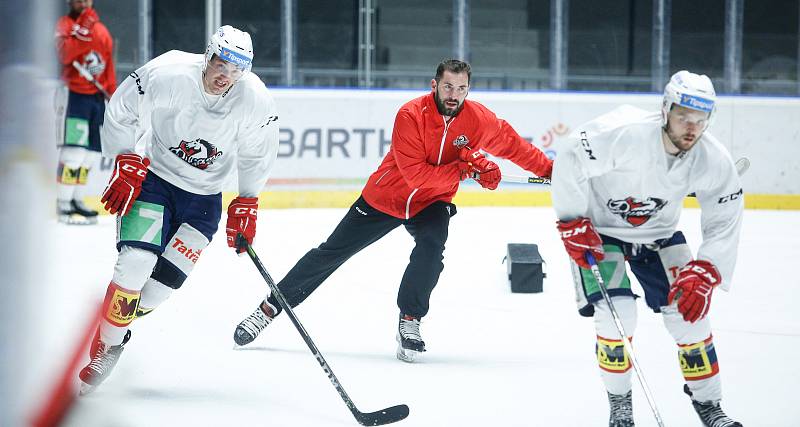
668 260 721 323
556 217 604 269
458 147 501 190
71 8 99 41
226 196 259 254
101 153 150 216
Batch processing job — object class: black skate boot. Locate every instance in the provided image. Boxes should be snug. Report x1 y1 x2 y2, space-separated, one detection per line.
71 199 99 218
608 391 634 427
396 314 425 363
684 384 742 427
57 199 97 225
234 300 277 346
79 330 131 395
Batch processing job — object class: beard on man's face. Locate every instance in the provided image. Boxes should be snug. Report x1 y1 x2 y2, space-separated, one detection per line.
434 89 464 117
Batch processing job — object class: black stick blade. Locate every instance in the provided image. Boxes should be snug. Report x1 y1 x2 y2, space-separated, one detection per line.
356 404 410 426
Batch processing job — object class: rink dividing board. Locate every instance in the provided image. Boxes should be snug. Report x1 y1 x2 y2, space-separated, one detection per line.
81 191 800 212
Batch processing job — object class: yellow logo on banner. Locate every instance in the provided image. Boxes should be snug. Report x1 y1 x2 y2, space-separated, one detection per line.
105 288 140 326
679 341 713 379
597 337 630 372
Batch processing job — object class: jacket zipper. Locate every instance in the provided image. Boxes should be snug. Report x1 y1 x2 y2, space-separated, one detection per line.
406 116 453 219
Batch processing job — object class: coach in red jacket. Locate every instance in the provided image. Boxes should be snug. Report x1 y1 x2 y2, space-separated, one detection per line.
54 0 117 225
233 59 553 362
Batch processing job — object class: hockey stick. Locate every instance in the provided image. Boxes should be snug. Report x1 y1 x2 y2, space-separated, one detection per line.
238 237 410 426
72 60 111 100
501 157 749 191
585 253 666 427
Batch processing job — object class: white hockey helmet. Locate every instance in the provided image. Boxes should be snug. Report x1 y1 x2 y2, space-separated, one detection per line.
661 70 717 127
203 25 253 75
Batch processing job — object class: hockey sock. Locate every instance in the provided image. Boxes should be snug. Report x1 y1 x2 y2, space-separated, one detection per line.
139 278 174 313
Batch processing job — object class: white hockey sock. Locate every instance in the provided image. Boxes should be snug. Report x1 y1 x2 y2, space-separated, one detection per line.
100 322 129 347
139 278 174 311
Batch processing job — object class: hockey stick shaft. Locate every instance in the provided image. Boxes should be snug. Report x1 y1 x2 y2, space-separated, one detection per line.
502 157 748 190
585 253 666 427
239 238 409 426
72 60 110 100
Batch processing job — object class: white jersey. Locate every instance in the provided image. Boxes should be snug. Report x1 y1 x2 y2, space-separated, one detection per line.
101 50 279 197
552 105 744 289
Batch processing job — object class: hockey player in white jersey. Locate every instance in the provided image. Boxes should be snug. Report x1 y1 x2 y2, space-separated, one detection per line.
552 71 743 427
78 25 279 393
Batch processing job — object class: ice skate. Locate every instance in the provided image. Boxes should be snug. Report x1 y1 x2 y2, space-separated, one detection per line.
79 330 131 395
608 391 634 427
57 199 97 225
71 199 99 218
684 384 742 427
233 301 276 346
396 314 425 363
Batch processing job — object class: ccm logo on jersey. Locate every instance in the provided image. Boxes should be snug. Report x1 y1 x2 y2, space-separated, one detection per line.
121 163 147 177
580 131 597 160
260 115 279 128
129 71 145 95
607 196 668 227
718 188 743 204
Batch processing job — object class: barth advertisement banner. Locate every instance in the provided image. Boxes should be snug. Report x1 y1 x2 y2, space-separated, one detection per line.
81 88 800 196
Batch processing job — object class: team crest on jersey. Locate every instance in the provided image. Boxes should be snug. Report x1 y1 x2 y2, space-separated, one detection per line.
452 135 469 149
606 197 668 227
83 50 106 76
169 138 223 170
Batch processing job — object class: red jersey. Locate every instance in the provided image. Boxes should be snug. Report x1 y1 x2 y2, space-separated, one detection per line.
361 93 553 219
55 9 117 96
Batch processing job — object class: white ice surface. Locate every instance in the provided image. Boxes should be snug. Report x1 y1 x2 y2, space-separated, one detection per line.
33 207 800 426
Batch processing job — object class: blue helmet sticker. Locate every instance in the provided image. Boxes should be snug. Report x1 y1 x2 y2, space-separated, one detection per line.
219 47 252 69
679 94 714 112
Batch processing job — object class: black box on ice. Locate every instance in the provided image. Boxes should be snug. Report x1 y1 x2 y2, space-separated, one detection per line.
505 243 545 293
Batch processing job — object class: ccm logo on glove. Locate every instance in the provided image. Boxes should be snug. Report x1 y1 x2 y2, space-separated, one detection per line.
668 260 721 323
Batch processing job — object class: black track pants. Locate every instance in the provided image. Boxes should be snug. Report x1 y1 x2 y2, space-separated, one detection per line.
267 196 453 318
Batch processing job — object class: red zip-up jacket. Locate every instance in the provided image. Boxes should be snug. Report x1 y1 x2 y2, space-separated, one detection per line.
55 9 117 96
361 92 553 219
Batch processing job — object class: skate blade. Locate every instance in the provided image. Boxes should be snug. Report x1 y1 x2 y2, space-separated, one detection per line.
396 345 423 363
59 215 98 225
79 381 97 395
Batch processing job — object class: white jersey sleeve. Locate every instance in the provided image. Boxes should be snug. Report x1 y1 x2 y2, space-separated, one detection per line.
101 65 147 157
691 137 744 291
234 78 279 197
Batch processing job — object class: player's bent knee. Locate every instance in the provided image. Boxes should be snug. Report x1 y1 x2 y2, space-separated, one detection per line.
150 258 187 290
113 246 159 291
153 223 210 289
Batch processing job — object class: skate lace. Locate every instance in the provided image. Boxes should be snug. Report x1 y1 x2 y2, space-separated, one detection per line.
695 401 738 427
87 345 118 375
608 392 633 424
398 317 422 341
240 307 272 336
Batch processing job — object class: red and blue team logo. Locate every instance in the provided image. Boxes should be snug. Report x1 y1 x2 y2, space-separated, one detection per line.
606 196 668 227
169 138 223 170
